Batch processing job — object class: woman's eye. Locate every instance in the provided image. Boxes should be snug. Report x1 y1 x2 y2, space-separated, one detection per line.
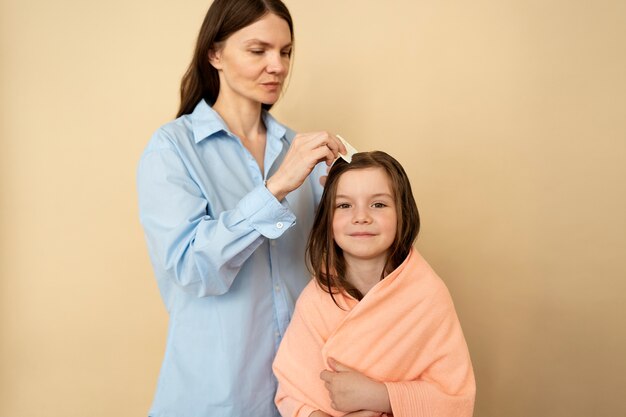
281 50 292 57
372 202 387 208
250 50 264 55
336 203 351 209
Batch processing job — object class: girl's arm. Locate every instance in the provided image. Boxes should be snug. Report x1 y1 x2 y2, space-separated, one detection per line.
381 363 475 417
310 412 382 417
379 288 476 417
380 299 476 417
321 350 474 417
321 291 475 417
320 359 391 414
274 291 387 417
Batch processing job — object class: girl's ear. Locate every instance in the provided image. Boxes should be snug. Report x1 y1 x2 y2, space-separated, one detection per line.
208 48 222 70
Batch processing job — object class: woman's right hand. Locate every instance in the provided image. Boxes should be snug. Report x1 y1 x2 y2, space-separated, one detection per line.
266 131 346 201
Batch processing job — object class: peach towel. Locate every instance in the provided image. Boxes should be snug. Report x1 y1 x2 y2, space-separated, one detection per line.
273 249 475 417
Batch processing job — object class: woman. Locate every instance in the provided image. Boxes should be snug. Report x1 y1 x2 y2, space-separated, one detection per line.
137 1 345 416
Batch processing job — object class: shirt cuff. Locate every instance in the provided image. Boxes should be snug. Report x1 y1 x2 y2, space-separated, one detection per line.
237 184 296 239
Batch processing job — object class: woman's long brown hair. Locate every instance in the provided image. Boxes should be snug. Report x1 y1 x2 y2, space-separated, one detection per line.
306 151 420 306
177 0 293 118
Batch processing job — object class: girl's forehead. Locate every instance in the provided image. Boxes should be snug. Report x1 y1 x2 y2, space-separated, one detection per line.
335 167 393 193
338 167 388 180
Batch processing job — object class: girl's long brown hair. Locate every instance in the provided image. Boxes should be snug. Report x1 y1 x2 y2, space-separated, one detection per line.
306 151 420 305
177 0 293 118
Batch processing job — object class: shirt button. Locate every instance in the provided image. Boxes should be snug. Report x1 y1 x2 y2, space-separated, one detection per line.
275 331 280 338
270 240 276 247
276 222 284 229
275 285 281 292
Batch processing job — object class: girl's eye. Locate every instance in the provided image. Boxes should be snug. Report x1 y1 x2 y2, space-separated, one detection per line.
372 202 387 208
281 50 292 57
250 50 264 55
336 203 351 209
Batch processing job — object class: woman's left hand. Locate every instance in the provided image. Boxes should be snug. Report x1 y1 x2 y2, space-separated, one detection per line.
320 358 392 414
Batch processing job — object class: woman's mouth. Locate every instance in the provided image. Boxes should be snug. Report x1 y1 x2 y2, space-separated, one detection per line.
261 82 281 90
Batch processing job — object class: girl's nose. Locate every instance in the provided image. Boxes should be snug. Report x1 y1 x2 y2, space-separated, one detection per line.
352 208 372 224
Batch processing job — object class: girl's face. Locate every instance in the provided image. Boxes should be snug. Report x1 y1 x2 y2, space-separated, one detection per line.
332 167 398 267
209 13 292 107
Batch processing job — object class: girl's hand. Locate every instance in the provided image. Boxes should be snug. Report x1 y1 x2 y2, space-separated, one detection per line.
266 131 345 200
344 411 385 417
320 358 392 414
309 409 383 417
309 411 332 417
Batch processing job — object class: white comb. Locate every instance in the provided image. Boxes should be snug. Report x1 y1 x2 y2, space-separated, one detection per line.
336 134 358 164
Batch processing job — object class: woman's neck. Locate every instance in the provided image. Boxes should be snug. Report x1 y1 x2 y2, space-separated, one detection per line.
212 94 267 174
212 95 265 141
345 257 388 297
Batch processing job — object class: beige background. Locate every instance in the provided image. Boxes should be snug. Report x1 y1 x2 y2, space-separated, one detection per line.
1 0 625 416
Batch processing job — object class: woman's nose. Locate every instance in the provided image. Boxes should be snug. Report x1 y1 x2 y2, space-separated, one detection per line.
266 52 287 74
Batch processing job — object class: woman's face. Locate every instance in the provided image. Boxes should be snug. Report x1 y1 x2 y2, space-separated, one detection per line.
332 167 398 267
210 13 292 107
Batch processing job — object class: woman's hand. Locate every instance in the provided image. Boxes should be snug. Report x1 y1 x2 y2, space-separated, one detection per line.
266 131 345 200
320 358 392 414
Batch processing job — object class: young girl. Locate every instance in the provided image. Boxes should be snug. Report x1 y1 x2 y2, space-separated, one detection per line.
272 151 476 417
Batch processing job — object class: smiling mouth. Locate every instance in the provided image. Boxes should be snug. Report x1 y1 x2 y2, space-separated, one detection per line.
349 233 377 237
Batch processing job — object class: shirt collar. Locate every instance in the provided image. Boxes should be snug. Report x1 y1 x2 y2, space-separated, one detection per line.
262 110 287 142
190 100 229 144
190 99 287 144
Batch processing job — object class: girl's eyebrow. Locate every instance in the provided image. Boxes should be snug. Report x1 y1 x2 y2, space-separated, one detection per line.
335 193 393 199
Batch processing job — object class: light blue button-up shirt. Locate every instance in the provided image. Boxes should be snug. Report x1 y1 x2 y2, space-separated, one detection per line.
137 100 324 417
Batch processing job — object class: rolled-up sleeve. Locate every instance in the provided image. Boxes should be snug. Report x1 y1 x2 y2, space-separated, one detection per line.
138 138 295 297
